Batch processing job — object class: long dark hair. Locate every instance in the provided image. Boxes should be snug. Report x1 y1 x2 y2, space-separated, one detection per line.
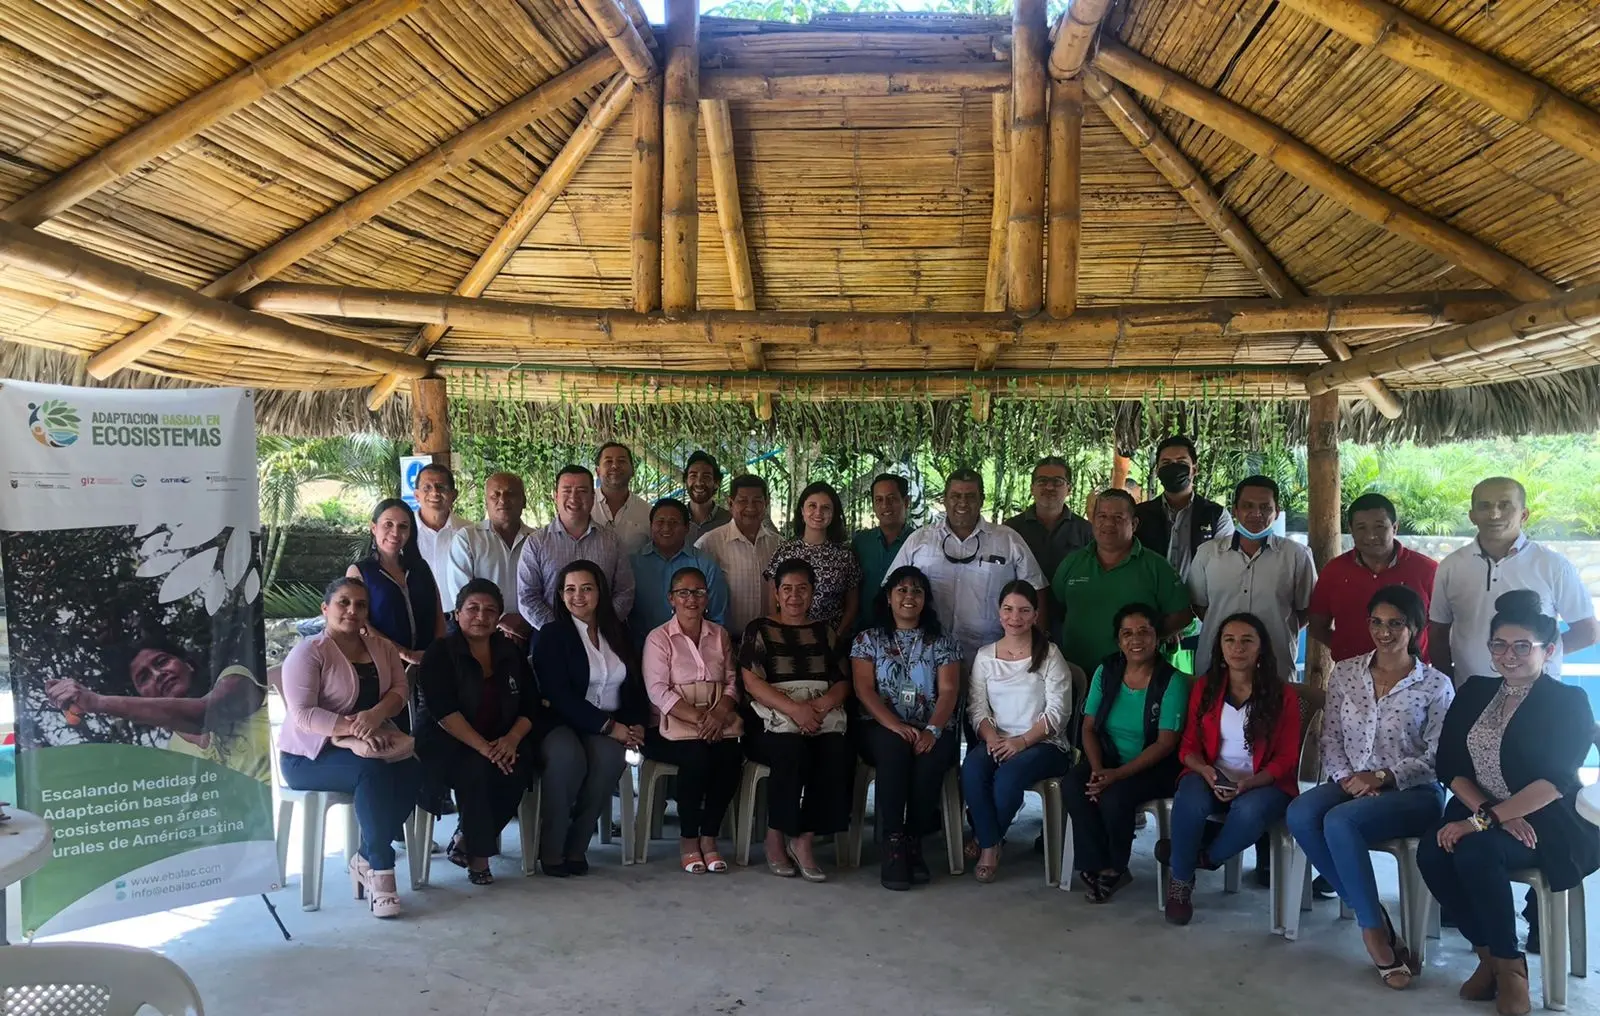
1198 611 1284 751
997 579 1050 673
874 565 942 638
1368 584 1426 658
791 481 847 543
364 497 424 569
553 559 639 673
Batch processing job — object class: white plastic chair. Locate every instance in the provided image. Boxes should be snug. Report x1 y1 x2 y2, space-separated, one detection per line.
1028 777 1067 887
0 942 204 1015
1058 795 1169 895
633 759 679 863
1277 835 1438 964
1510 868 1589 1011
845 761 964 875
730 760 848 868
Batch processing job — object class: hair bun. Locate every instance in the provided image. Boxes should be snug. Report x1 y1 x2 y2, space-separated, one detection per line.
1493 589 1547 617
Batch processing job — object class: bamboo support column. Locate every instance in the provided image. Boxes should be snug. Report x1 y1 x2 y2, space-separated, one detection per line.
661 0 700 316
973 91 1013 423
411 377 452 468
703 98 772 422
1048 0 1114 80
1305 389 1342 691
1047 79 1082 317
1007 0 1048 316
632 76 664 314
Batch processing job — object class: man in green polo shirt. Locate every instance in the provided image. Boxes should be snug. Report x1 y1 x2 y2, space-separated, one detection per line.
1052 489 1193 674
852 473 916 634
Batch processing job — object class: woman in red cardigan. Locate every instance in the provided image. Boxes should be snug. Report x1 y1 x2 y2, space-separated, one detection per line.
1158 612 1302 925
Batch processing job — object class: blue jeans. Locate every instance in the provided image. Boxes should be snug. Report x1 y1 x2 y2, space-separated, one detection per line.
279 748 422 870
961 743 1071 848
1168 773 1291 881
1285 780 1445 930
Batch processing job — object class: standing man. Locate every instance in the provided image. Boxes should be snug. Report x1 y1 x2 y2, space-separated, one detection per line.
1429 477 1596 683
887 468 1045 670
695 474 782 638
1187 475 1316 681
414 463 468 610
1005 456 1092 631
1133 435 1234 580
629 497 729 644
683 450 732 543
1052 489 1191 676
445 472 533 639
517 464 635 629
852 473 916 634
594 441 652 555
1308 492 1439 664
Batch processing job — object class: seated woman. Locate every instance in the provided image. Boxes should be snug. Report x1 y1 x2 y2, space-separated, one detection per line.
642 566 744 874
1286 584 1453 989
740 559 854 882
530 560 649 876
347 498 445 666
1062 602 1188 903
962 581 1073 884
278 577 422 918
1159 612 1301 926
850 565 961 891
1418 590 1598 1016
416 579 539 885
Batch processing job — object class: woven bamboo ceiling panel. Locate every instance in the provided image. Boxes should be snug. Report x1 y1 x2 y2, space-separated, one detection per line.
0 1 1598 403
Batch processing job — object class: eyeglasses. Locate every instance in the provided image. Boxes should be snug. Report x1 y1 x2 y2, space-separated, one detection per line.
1032 476 1068 489
941 531 980 564
1487 638 1543 658
1367 617 1409 634
670 588 709 600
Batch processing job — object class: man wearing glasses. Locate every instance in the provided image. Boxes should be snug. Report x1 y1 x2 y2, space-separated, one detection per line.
1005 456 1092 633
628 498 729 646
885 468 1046 670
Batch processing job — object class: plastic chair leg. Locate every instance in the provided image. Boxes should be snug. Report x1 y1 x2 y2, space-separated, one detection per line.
734 764 766 867
1058 813 1076 893
407 809 433 889
619 767 636 865
300 795 327 912
1040 784 1063 888
342 802 359 866
518 784 542 877
848 764 872 869
1542 887 1570 1011
941 770 964 876
1570 879 1587 979
1275 832 1306 938
1223 854 1242 894
274 798 294 886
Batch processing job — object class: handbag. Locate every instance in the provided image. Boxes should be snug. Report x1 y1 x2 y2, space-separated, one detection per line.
332 720 415 762
752 680 847 736
659 681 744 741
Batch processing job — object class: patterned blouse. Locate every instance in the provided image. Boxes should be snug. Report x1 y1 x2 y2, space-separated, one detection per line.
764 539 862 628
1322 653 1455 790
850 626 962 729
1464 679 1535 801
738 618 845 695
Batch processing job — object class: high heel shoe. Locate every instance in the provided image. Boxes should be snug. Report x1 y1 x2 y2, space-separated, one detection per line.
366 868 402 918
348 854 371 901
786 840 827 883
1374 906 1414 990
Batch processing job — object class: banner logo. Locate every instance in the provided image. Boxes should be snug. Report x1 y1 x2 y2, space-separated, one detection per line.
28 400 81 448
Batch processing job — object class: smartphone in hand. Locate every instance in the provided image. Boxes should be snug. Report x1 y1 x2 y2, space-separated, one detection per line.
1212 770 1237 792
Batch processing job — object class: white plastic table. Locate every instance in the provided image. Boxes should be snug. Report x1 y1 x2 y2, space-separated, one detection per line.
0 808 50 887
1579 783 1600 829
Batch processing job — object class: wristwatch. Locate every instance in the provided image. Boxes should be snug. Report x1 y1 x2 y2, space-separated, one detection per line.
1374 769 1391 787
924 724 941 739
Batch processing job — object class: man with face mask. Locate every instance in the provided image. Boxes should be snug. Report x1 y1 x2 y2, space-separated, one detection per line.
682 450 732 543
1133 435 1234 581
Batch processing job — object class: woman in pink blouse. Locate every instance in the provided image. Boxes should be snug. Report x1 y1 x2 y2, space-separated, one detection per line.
642 566 743 873
1285 584 1453 988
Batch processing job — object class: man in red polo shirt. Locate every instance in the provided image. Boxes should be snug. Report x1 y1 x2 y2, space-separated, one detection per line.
1308 492 1439 664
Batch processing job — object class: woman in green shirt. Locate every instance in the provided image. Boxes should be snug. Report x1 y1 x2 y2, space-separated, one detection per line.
1062 602 1188 902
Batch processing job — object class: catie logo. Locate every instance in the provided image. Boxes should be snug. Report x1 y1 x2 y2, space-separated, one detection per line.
27 399 80 448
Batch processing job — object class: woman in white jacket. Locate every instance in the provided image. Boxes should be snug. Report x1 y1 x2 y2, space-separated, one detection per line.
962 580 1073 882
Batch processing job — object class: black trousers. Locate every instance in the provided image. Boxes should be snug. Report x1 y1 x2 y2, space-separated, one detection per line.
1062 755 1180 874
744 727 853 837
441 740 533 859
1418 799 1540 959
858 721 958 839
644 730 744 838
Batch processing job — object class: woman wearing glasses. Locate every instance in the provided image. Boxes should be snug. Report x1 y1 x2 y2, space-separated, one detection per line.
1284 585 1453 989
764 481 862 632
1417 590 1598 1015
642 566 743 874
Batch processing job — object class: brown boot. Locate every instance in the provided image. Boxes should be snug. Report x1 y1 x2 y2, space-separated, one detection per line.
1492 956 1530 1016
1459 946 1497 1001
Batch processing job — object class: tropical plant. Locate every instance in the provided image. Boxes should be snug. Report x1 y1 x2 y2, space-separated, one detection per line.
263 581 327 620
257 434 408 587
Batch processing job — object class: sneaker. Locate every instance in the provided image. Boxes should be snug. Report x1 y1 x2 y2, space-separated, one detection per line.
881 833 911 891
907 837 931 885
1312 875 1336 900
1165 877 1195 925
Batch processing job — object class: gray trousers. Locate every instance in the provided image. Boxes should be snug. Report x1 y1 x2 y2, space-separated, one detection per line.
539 725 628 861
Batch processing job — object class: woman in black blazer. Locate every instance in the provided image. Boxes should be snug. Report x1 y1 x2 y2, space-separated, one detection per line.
1418 591 1598 1016
529 559 649 876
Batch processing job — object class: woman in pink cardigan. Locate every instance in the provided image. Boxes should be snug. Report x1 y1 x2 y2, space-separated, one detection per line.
279 577 422 918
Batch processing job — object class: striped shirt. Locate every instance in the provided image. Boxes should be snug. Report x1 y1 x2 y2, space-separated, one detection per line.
515 517 635 629
695 522 782 637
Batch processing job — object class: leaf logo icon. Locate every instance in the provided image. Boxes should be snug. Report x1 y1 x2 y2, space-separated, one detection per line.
26 399 81 448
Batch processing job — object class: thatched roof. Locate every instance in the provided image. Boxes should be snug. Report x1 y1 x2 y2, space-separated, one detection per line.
2 0 1600 436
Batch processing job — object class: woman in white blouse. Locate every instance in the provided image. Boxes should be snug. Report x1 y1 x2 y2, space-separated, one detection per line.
961 581 1073 883
1285 584 1453 990
530 560 649 876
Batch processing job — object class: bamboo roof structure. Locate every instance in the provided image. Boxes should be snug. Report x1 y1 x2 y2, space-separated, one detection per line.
3 1 1600 439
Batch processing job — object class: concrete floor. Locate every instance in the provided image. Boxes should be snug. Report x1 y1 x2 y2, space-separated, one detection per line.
43 801 1600 1016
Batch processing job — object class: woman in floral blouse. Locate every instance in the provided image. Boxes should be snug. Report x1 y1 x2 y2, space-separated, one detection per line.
1285 584 1453 990
765 481 862 631
850 565 961 891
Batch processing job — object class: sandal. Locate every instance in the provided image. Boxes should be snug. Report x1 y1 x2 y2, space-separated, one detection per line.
975 862 998 884
1082 871 1111 903
1375 906 1414 990
468 866 494 886
704 850 728 873
681 851 708 874
445 831 469 869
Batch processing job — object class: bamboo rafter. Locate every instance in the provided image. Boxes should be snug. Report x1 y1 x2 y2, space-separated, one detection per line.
83 50 622 381
1092 43 1561 303
699 60 1011 100
974 89 1013 424
703 98 772 422
662 0 699 317
632 75 664 315
577 0 657 82
0 0 423 229
1006 0 1048 317
1048 0 1113 80
1047 78 1082 318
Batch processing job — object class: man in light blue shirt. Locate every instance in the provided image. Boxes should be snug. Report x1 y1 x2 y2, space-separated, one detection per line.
629 497 729 644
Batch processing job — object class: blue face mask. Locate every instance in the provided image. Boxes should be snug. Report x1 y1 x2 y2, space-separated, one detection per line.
1236 519 1275 540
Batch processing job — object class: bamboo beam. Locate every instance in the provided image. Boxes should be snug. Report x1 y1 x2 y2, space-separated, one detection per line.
366 74 635 410
82 51 619 381
1047 79 1082 317
1305 388 1341 690
411 376 451 467
0 222 426 378
1086 67 1402 418
1278 0 1600 166
632 75 663 314
1007 0 1048 316
700 61 1011 100
702 98 772 422
1306 282 1600 395
661 0 699 316
1093 43 1559 302
0 0 423 229
1048 0 1114 80
244 284 1511 343
576 0 656 81
974 91 1012 423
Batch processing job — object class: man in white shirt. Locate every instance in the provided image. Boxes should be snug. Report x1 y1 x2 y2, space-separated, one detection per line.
414 463 468 609
885 468 1046 669
1187 475 1316 680
1428 476 1597 684
695 473 782 637
446 472 533 639
593 442 651 555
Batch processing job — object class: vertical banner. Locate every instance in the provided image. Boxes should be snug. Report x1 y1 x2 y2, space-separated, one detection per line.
0 381 277 937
